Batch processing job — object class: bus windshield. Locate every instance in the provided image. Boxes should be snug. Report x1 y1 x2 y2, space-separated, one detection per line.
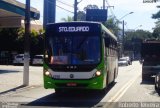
47 34 101 65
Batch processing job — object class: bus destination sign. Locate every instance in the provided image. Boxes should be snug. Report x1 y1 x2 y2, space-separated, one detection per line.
59 26 90 32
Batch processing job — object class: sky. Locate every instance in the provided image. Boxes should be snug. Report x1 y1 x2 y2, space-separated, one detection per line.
16 0 160 32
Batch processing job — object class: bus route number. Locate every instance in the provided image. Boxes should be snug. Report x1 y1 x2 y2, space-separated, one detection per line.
53 75 60 79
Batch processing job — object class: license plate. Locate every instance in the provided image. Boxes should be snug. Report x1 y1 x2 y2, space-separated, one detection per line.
67 83 77 86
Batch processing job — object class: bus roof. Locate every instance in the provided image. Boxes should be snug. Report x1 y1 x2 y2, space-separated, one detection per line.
101 24 117 41
47 21 102 25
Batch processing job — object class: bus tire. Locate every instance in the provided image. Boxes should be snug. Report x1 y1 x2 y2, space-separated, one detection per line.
55 89 63 95
112 69 116 84
142 74 150 81
155 74 160 94
100 87 107 95
155 75 158 90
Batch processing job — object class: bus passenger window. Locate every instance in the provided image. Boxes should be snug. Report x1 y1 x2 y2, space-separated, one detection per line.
105 37 110 47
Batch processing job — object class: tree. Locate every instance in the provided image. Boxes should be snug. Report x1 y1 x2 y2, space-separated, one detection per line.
152 27 160 38
77 11 86 21
152 11 160 19
103 16 120 35
125 30 152 41
124 30 152 57
61 16 73 22
83 5 99 11
152 8 160 30
0 28 19 51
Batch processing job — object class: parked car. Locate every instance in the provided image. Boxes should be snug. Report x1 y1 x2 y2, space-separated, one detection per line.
122 56 132 65
13 54 31 65
13 54 24 65
118 58 128 66
32 55 43 65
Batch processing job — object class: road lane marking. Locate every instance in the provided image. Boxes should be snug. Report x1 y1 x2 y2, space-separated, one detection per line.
103 75 140 108
114 77 137 102
107 79 133 102
108 75 140 102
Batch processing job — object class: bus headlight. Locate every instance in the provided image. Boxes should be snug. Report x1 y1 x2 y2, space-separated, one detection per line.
95 71 101 76
44 71 51 77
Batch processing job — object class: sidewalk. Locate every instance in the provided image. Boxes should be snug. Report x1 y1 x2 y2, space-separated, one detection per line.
0 65 53 103
0 65 42 92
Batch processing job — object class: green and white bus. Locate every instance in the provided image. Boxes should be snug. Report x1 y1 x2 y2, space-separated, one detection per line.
44 22 118 93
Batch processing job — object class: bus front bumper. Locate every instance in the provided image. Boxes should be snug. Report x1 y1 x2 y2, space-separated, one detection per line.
43 75 105 90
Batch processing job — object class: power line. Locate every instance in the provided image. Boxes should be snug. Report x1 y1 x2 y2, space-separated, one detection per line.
125 24 129 30
57 0 74 8
77 0 84 4
105 0 116 18
56 5 74 14
44 0 73 14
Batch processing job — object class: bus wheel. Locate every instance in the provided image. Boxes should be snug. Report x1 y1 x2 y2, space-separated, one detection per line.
112 69 116 84
142 74 150 81
100 87 107 95
155 74 160 94
55 89 63 95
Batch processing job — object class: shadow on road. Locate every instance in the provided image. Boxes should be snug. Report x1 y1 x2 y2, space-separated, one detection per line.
140 77 155 85
0 69 20 74
0 85 26 95
23 82 116 107
140 77 160 97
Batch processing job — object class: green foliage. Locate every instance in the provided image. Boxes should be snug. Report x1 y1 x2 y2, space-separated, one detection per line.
152 10 160 19
0 28 44 55
61 16 73 22
125 30 152 41
152 10 160 35
0 28 19 51
83 5 99 11
103 16 120 35
17 27 25 40
155 20 160 28
124 30 152 52
152 26 160 38
31 29 38 37
39 29 45 35
77 11 86 21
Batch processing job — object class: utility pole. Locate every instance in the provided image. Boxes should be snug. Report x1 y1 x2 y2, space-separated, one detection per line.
74 0 78 21
119 12 133 57
23 0 30 86
122 20 124 57
43 0 56 28
103 0 105 9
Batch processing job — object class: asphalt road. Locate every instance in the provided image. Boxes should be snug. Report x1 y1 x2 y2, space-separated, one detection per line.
0 61 160 108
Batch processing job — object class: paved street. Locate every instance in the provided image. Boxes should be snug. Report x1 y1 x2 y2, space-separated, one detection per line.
0 61 160 108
